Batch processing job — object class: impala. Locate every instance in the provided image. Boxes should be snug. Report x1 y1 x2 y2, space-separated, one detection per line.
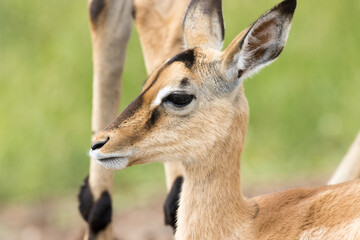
89 0 360 239
80 0 360 239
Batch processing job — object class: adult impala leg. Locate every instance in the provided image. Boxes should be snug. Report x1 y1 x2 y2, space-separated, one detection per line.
329 131 360 184
78 0 133 239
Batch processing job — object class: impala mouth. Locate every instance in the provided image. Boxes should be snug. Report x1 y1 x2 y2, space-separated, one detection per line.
96 157 129 170
90 150 129 170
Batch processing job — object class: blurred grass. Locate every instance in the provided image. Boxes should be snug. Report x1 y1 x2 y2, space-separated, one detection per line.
0 0 359 203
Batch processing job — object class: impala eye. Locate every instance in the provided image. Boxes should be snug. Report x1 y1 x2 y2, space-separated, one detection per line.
163 93 195 107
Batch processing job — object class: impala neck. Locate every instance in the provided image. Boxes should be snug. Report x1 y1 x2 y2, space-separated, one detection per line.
175 104 255 240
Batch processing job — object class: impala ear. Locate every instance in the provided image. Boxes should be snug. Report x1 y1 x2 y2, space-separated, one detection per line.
222 0 296 82
183 0 224 50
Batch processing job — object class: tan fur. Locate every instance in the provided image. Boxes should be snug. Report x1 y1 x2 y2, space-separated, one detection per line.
253 181 360 239
91 0 360 239
135 0 189 73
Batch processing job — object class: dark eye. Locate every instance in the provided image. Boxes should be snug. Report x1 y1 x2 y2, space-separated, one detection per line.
163 93 195 107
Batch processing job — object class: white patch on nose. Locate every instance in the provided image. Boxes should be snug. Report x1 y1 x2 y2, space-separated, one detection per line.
151 86 174 108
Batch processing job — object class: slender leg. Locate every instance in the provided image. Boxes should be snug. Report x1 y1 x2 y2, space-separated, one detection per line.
329 131 360 185
134 0 188 73
78 0 133 239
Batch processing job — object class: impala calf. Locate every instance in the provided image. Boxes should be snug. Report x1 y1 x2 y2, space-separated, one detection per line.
90 0 360 239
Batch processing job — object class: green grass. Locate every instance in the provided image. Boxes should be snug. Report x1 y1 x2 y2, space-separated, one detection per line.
0 0 359 203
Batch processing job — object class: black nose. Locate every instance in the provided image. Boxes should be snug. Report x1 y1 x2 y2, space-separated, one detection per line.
91 137 110 150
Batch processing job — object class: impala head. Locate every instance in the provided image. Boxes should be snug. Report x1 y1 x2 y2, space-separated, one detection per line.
90 0 296 170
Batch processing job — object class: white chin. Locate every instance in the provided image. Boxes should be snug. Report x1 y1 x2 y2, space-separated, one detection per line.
96 158 128 170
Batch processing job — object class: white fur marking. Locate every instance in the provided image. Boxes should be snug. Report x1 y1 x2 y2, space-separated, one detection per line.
90 149 130 170
151 86 174 108
97 158 128 170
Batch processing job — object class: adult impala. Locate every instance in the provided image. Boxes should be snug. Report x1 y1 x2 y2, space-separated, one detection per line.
90 0 360 239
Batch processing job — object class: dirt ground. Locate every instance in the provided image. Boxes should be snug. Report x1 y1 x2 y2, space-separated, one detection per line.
0 176 326 240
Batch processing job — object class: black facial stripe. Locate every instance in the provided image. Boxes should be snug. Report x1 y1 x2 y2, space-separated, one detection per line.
166 49 195 69
146 108 160 129
106 63 167 130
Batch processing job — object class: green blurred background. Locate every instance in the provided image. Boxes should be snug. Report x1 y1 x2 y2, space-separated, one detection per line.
0 0 359 206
